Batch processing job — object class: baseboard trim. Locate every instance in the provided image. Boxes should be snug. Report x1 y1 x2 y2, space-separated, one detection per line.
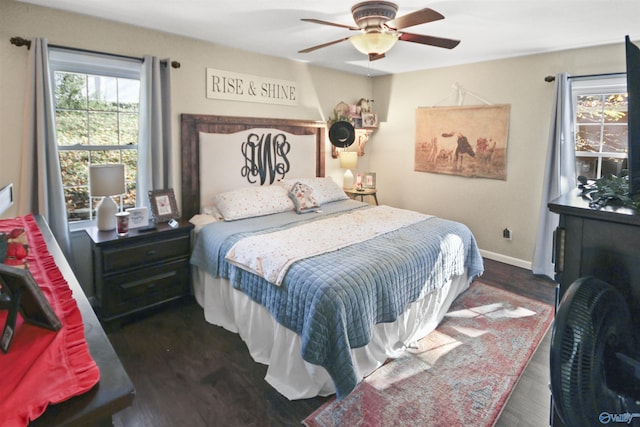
480 250 532 270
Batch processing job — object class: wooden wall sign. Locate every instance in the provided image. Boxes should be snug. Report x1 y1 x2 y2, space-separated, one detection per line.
206 68 298 106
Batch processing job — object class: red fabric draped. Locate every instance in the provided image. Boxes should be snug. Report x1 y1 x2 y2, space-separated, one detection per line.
0 214 100 427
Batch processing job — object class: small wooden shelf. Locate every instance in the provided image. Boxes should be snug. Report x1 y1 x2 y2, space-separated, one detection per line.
344 188 378 205
329 100 378 158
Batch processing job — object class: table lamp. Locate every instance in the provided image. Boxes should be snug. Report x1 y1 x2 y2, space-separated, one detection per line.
339 151 358 189
90 164 125 231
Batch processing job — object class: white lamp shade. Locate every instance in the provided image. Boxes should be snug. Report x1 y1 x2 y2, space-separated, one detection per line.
90 164 125 197
339 151 358 169
350 32 398 55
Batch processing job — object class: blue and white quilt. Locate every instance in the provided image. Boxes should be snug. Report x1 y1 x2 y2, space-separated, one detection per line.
190 200 484 399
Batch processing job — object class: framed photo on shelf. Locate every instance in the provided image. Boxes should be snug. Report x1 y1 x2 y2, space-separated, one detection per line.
148 188 180 223
361 113 378 128
363 172 376 189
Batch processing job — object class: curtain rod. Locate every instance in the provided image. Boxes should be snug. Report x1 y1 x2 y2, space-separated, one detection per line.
544 72 625 83
10 36 181 69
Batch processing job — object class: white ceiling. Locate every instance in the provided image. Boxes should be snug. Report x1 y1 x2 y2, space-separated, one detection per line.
15 0 640 76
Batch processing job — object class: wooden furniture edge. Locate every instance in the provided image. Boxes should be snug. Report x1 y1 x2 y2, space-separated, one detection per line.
30 215 135 426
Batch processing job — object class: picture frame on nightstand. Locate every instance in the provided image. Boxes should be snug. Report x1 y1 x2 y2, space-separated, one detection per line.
125 207 149 229
148 189 180 223
363 172 376 189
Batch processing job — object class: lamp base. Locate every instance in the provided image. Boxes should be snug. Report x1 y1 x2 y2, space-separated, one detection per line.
343 169 355 189
96 196 118 231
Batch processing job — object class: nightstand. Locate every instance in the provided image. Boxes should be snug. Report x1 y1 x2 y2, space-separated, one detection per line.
344 188 378 205
86 219 194 323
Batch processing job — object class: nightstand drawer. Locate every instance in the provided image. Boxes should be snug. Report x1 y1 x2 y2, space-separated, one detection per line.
101 259 190 319
101 234 190 273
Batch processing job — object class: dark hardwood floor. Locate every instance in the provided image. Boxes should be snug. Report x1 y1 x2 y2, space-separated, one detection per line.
107 258 556 427
486 259 556 427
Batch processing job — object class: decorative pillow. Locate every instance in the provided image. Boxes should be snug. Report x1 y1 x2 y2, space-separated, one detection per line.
279 177 348 205
288 182 320 214
212 185 294 221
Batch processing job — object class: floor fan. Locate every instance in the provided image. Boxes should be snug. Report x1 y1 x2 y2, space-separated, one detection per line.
550 276 640 426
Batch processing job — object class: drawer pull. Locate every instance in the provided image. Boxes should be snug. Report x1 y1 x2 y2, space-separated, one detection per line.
120 271 176 290
553 227 565 274
146 250 158 256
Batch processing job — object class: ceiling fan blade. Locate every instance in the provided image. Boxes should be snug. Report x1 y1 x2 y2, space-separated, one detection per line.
300 18 359 31
368 53 386 61
298 37 350 54
385 8 444 31
399 32 460 49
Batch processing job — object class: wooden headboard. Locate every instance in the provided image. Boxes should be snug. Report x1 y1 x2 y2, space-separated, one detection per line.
181 114 326 220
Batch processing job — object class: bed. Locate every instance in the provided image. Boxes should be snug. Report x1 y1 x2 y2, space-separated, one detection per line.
181 114 484 400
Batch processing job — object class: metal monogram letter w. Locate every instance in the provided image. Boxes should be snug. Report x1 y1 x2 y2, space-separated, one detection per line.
241 132 291 185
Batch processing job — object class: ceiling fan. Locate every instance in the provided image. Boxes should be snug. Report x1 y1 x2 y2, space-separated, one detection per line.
299 1 460 61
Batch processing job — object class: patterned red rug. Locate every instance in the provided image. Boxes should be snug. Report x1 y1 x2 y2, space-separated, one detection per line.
303 281 553 427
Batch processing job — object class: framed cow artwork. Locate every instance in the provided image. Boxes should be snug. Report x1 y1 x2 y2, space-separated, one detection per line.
414 105 510 180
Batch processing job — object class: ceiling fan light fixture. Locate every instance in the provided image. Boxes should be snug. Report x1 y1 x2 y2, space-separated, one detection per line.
349 32 398 55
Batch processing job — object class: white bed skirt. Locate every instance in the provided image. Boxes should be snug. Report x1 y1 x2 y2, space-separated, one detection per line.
192 267 470 400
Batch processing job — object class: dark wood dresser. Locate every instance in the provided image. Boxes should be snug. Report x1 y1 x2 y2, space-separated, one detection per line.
30 215 134 426
548 189 640 427
85 220 193 324
549 189 640 316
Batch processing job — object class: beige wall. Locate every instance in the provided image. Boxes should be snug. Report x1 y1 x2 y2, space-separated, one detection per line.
369 44 625 268
0 0 629 272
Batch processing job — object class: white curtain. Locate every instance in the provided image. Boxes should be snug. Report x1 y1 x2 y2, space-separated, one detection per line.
532 73 576 278
137 56 173 209
18 38 72 259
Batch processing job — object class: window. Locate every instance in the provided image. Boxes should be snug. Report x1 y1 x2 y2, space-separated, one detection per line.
572 75 628 179
50 49 141 223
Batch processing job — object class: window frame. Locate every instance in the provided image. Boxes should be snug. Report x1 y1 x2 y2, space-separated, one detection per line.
49 48 142 228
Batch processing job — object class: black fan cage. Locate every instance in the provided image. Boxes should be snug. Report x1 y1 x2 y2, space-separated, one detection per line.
551 276 637 427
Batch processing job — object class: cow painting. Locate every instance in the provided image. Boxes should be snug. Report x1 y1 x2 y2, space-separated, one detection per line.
414 105 510 180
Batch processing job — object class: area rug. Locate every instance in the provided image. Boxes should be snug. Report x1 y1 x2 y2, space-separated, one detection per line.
303 281 553 427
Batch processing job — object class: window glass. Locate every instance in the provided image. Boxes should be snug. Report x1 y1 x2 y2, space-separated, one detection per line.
572 76 628 180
